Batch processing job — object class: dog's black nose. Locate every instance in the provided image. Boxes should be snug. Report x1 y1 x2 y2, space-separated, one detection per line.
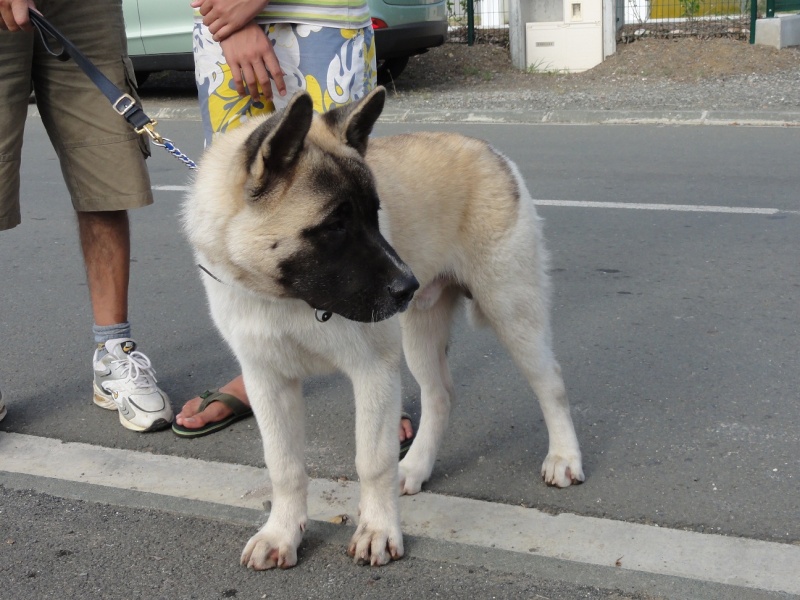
388 273 419 305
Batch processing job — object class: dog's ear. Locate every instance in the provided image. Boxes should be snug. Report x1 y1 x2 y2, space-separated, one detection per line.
246 91 314 191
323 86 386 155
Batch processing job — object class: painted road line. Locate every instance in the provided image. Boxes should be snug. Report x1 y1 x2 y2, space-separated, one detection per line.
152 185 189 192
533 200 793 215
1 432 798 596
154 186 794 215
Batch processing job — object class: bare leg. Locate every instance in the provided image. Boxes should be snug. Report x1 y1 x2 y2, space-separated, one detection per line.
77 210 129 326
177 374 415 440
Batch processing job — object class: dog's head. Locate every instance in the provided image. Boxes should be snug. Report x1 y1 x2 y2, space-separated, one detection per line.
189 87 418 323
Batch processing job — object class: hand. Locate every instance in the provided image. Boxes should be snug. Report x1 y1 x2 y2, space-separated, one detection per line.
190 0 266 41
0 0 36 31
220 21 286 100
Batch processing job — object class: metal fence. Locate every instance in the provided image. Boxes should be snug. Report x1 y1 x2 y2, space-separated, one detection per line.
765 0 800 15
619 0 752 40
447 0 510 44
446 0 759 45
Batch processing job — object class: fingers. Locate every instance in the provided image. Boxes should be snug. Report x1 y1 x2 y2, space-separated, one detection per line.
228 59 271 101
0 0 33 31
208 21 236 42
262 48 286 99
236 61 264 99
233 63 284 102
221 23 287 101
192 0 265 42
14 0 33 31
0 8 11 30
190 0 208 14
205 17 240 43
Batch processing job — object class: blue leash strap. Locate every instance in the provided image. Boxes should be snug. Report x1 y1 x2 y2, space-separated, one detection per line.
160 140 198 170
28 9 197 170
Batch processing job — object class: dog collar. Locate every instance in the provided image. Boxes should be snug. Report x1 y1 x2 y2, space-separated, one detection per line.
198 264 333 324
198 263 224 284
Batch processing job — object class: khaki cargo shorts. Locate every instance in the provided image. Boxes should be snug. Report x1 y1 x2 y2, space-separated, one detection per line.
0 0 153 231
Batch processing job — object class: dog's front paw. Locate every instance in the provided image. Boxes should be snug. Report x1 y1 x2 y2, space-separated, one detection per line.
398 455 433 495
541 452 585 488
241 521 305 570
347 520 404 566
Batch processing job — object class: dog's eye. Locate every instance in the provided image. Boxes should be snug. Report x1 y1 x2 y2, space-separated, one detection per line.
325 219 346 233
316 203 351 239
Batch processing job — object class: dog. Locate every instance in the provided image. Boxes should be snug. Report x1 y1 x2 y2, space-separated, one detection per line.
183 86 583 570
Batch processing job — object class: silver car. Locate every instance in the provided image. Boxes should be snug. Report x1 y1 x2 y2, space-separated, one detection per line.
123 0 447 84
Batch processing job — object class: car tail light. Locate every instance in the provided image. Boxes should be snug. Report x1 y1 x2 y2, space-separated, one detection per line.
371 18 388 30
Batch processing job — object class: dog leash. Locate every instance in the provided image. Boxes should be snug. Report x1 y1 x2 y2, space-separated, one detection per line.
197 264 333 323
28 10 197 170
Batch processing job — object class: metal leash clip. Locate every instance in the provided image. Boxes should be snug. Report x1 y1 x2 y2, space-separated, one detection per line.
136 120 165 144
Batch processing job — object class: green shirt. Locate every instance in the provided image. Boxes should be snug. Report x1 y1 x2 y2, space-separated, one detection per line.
196 0 370 30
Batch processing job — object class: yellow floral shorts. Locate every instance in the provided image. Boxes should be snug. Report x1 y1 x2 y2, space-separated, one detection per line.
193 21 377 144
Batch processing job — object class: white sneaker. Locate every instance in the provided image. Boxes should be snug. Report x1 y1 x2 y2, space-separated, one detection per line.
93 338 173 432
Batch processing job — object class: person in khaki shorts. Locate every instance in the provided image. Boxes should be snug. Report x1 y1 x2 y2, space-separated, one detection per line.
0 0 173 432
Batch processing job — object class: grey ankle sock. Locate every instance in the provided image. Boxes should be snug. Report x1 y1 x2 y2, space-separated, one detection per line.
93 322 132 346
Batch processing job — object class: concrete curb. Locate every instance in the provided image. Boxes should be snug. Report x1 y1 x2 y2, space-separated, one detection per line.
150 106 800 127
0 471 789 600
29 104 800 128
2 432 799 597
379 108 800 127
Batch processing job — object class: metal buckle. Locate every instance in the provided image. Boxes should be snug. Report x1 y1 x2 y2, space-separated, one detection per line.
135 121 164 145
112 93 136 116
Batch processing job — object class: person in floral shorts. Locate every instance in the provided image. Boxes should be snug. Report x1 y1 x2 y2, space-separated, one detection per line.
175 0 416 453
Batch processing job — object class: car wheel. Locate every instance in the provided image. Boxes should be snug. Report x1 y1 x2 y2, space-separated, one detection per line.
376 56 409 85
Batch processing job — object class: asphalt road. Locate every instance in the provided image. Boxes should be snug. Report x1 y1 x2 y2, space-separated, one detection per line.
1 97 798 599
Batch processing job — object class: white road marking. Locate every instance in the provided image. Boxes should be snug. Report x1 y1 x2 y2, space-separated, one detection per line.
152 185 189 192
533 199 791 215
155 185 793 215
1 432 798 595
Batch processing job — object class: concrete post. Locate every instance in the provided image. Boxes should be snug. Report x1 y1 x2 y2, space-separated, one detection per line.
603 0 617 58
509 0 564 70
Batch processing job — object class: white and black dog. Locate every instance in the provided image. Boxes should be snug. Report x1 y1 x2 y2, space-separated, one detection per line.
183 87 583 570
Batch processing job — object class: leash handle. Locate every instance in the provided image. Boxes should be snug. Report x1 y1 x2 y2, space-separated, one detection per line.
28 10 153 131
27 9 197 170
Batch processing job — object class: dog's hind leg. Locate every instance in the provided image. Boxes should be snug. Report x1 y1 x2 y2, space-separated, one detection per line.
398 282 461 495
474 268 584 488
238 368 309 570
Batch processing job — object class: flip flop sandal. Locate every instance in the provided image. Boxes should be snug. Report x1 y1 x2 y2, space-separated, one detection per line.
171 389 253 438
399 411 416 459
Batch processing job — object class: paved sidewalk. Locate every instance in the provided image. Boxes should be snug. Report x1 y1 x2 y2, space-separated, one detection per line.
3 432 799 598
130 67 800 127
